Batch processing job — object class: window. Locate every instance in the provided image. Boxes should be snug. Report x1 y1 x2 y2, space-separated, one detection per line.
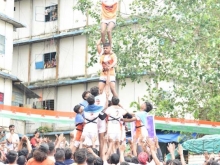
36 100 54 110
12 91 23 106
44 52 56 69
35 52 56 69
45 5 58 22
0 35 5 55
0 92 4 104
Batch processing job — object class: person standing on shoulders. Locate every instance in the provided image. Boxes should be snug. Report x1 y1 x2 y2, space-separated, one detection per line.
100 0 119 48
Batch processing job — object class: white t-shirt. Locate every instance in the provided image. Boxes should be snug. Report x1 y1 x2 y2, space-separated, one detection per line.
6 133 19 150
105 106 126 133
48 155 55 163
95 94 106 107
83 111 100 133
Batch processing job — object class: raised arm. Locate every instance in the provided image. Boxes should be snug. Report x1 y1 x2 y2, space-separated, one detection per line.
155 137 163 162
24 136 32 153
123 117 137 122
96 39 102 55
119 144 126 163
147 138 162 165
167 143 175 160
178 144 186 165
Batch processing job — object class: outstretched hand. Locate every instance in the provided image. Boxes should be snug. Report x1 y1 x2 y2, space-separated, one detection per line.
178 144 184 156
96 38 102 45
167 143 176 154
146 138 156 151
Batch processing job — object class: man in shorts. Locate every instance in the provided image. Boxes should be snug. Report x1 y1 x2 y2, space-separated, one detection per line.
96 40 118 97
105 97 127 143
90 86 108 159
101 0 119 47
81 95 107 148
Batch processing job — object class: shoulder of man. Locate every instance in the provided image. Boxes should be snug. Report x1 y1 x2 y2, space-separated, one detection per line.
110 53 117 60
5 133 10 137
27 158 35 164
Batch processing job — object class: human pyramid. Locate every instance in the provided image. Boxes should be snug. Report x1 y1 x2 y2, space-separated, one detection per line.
72 0 154 160
0 1 188 165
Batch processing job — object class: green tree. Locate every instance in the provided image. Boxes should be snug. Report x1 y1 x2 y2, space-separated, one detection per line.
74 0 220 121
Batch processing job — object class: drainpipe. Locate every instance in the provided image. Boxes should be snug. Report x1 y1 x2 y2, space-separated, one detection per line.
28 0 33 85
85 12 89 78
56 0 60 80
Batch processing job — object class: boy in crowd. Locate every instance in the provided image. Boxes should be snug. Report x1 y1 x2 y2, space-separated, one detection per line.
123 102 153 143
72 105 85 153
79 91 91 108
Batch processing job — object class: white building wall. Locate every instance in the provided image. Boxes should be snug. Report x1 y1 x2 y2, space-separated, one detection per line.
14 0 31 40
118 77 151 109
0 0 14 17
0 21 14 72
12 45 29 82
0 78 11 127
60 0 95 30
58 36 87 78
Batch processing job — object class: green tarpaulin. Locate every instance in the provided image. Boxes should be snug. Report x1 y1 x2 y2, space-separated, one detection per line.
182 135 220 154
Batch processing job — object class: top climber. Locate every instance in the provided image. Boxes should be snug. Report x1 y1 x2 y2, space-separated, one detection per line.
100 0 119 48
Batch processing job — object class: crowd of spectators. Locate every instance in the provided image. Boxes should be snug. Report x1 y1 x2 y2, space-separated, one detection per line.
0 86 219 165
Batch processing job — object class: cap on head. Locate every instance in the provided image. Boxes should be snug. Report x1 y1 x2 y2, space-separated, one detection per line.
138 152 149 164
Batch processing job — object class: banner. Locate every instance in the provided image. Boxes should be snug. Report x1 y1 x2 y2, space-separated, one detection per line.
130 115 156 140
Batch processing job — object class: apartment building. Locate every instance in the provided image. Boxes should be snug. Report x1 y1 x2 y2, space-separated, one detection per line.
0 0 40 134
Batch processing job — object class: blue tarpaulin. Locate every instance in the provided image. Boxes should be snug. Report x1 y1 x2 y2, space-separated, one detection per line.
157 132 181 143
156 131 196 143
